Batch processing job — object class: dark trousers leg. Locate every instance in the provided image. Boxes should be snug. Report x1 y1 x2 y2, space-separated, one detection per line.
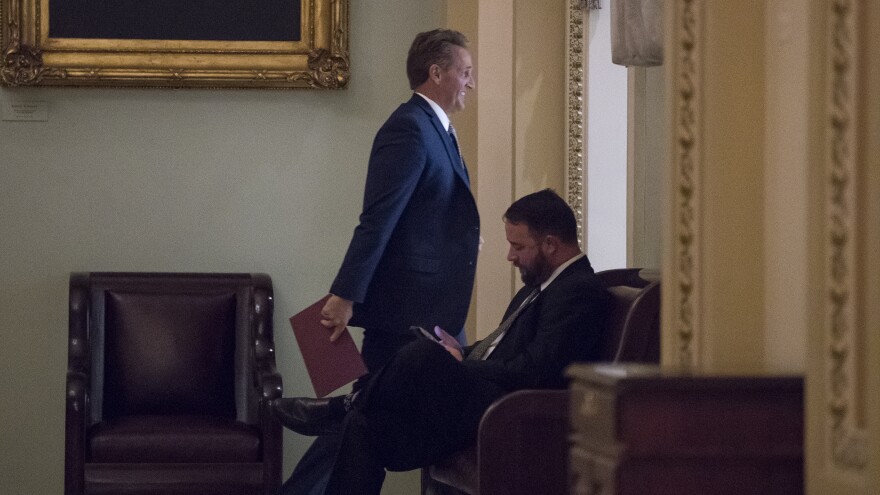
281 328 415 495
354 328 416 390
361 340 505 471
324 409 386 495
281 436 338 495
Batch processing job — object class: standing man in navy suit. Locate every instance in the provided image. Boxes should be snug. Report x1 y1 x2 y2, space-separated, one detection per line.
321 28 479 360
277 29 479 494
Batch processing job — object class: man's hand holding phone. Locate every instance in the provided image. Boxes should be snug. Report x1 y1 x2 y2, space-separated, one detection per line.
411 325 464 361
433 326 463 361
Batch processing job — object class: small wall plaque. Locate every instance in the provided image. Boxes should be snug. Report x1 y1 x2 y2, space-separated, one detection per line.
2 101 48 121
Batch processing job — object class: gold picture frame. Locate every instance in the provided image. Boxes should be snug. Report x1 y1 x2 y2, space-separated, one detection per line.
1 0 349 88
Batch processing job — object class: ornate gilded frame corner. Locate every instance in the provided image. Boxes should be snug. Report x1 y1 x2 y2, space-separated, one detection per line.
0 0 349 88
565 0 586 249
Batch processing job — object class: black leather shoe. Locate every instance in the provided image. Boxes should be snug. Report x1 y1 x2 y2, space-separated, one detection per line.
271 397 344 436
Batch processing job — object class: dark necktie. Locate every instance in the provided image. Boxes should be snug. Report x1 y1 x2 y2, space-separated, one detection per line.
466 289 540 361
448 124 465 169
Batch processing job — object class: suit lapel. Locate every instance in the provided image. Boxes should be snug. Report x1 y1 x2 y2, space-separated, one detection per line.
489 257 593 359
409 95 471 188
486 286 538 360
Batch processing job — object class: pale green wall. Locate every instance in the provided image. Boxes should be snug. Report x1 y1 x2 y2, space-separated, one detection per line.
0 2 447 493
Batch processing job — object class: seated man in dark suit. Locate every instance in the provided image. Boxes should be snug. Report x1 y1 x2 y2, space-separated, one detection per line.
274 188 609 495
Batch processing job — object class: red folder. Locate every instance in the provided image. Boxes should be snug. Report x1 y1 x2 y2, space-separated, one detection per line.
289 295 368 397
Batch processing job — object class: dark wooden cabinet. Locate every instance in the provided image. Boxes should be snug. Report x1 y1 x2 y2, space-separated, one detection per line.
567 364 803 495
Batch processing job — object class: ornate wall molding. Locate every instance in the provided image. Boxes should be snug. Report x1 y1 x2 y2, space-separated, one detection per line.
1 0 59 85
668 0 703 370
824 0 868 474
566 0 586 249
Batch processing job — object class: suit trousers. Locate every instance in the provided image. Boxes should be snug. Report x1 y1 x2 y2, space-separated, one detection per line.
282 328 442 495
324 340 505 494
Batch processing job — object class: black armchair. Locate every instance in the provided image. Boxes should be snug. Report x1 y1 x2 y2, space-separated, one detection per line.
65 272 283 495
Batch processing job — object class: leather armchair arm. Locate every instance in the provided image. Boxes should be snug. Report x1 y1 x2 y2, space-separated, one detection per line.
257 365 284 401
66 273 91 495
477 389 570 495
252 274 281 400
68 273 90 373
65 371 87 494
66 371 88 421
251 274 282 495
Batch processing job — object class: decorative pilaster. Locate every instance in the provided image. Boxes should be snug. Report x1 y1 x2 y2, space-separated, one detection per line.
665 0 704 370
566 0 586 249
823 0 868 476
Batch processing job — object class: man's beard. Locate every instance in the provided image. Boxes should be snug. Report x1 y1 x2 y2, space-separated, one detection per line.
519 251 552 287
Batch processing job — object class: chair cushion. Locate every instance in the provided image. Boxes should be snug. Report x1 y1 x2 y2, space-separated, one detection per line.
88 415 261 463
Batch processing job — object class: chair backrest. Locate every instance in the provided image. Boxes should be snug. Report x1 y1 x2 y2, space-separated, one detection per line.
68 272 273 425
595 268 660 363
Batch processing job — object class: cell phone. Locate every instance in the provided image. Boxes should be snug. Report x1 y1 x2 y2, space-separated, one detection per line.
410 325 440 342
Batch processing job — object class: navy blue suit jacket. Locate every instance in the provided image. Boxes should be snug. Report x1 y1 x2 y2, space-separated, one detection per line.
330 95 480 333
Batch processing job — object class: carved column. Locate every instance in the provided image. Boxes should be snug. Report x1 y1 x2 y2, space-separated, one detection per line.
566 0 586 249
806 0 879 492
662 0 704 370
